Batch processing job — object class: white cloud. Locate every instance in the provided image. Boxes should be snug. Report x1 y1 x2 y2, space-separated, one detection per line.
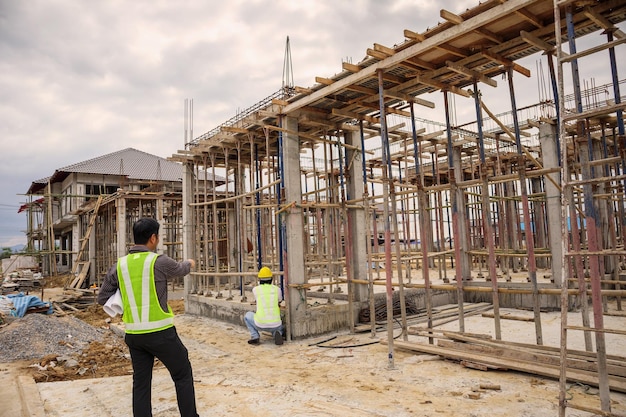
0 0 623 247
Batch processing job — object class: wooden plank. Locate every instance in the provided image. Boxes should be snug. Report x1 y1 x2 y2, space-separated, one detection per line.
561 37 626 63
411 328 492 340
73 262 90 289
563 101 626 122
520 30 558 54
66 195 102 289
407 303 494 330
221 126 248 134
391 340 626 393
366 48 388 60
566 325 626 336
315 77 334 86
373 43 395 56
69 261 90 289
437 339 626 378
583 6 626 39
567 401 620 417
515 8 543 29
480 49 531 78
342 62 361 73
440 9 464 25
446 60 497 87
403 29 425 42
461 360 491 371
481 312 534 322
52 303 66 316
61 303 80 312
443 332 626 364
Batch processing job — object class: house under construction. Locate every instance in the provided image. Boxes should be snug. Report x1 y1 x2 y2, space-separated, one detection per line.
22 148 223 289
170 1 626 415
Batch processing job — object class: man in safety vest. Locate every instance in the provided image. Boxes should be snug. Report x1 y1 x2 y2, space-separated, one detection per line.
98 217 199 417
244 266 284 345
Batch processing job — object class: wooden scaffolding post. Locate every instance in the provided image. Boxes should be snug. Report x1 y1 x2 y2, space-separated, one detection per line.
555 2 626 415
66 195 103 290
46 180 58 277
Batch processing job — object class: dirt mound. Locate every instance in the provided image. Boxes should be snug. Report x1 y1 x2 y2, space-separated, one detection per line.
30 337 132 383
43 274 73 288
0 296 187 383
73 302 123 326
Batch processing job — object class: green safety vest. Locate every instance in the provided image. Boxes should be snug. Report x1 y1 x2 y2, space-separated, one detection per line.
117 252 174 334
253 284 281 327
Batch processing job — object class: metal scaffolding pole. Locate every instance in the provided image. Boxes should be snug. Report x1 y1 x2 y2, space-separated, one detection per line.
472 79 501 340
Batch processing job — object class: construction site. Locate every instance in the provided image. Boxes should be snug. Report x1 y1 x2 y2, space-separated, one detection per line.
3 0 626 416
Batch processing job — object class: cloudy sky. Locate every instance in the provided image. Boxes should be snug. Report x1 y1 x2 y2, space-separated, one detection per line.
0 0 623 248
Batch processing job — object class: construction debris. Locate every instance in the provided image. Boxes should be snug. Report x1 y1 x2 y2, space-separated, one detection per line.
390 331 626 394
1 269 44 295
0 293 52 318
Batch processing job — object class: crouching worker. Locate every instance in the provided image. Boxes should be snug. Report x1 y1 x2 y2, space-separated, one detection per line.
245 266 284 345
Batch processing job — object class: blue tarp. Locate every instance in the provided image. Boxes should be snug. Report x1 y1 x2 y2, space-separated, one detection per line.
6 293 54 317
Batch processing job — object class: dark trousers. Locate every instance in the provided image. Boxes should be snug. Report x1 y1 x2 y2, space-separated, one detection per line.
125 327 199 417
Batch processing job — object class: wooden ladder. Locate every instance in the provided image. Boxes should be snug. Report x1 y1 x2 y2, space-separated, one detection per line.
66 195 103 289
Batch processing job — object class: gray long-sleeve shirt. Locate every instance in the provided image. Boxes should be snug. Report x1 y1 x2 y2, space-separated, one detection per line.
97 245 191 311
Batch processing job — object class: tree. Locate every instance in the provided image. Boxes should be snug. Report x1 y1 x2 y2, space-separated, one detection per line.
1 247 13 260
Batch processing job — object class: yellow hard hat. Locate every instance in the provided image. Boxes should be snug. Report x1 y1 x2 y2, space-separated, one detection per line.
258 266 273 279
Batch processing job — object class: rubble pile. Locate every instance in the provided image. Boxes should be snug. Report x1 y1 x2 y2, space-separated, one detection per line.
0 313 105 362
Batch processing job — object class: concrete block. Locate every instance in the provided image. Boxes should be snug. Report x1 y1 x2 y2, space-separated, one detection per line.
17 375 46 417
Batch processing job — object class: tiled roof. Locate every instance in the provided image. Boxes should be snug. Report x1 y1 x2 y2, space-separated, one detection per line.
57 148 183 181
27 148 225 194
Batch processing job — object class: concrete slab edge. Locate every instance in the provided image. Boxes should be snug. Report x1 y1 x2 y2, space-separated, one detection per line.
17 375 46 417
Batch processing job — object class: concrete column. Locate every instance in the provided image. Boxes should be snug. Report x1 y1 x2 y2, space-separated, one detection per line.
539 123 562 286
182 162 196 296
116 197 127 258
504 162 520 271
453 146 471 280
228 208 237 269
282 116 307 335
345 130 368 302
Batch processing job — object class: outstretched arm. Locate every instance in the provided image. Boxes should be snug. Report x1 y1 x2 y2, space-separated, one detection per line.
155 255 194 280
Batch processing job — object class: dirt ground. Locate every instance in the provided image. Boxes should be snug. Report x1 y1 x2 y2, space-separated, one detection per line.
34 308 626 417
2 282 626 416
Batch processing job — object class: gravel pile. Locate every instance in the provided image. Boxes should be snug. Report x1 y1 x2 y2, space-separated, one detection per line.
0 313 105 362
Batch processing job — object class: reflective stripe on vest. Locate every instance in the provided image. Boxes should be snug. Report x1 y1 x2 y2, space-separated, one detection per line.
253 284 281 327
117 252 174 334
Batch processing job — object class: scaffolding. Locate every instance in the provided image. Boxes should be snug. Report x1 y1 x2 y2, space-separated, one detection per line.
23 184 188 288
553 1 626 415
171 0 626 408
